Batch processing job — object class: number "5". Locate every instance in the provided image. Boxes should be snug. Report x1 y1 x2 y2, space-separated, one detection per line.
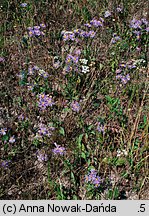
140 204 145 212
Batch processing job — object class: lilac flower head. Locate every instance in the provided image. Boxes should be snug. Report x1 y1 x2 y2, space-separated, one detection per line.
84 23 92 28
38 93 54 110
0 57 5 62
9 136 15 143
34 26 40 30
27 27 33 31
85 169 101 188
116 69 122 74
97 122 105 133
40 23 46 28
33 65 39 70
28 67 34 75
36 149 48 162
18 114 25 121
62 31 75 41
90 19 103 27
130 18 142 29
79 30 88 37
119 63 126 68
141 18 148 25
111 33 121 44
104 10 111 18
70 101 81 112
145 27 149 32
52 143 66 155
27 83 34 91
0 128 7 135
38 69 49 78
73 28 81 35
28 29 34 37
87 30 96 38
20 3 27 7
34 30 41 36
38 124 48 135
74 48 81 56
1 160 11 168
116 6 123 12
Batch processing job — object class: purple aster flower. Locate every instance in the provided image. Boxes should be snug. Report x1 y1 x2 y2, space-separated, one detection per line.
85 169 101 188
38 93 47 100
48 124 55 131
34 30 41 36
120 74 130 84
38 124 48 135
87 30 96 38
97 122 105 133
74 48 81 56
38 100 47 110
99 17 104 23
70 101 81 112
119 63 126 68
72 56 79 64
145 27 149 32
116 6 123 12
63 65 72 73
121 77 127 84
9 136 15 143
65 54 73 64
92 176 101 188
28 67 34 75
63 34 69 41
27 83 34 91
116 69 122 74
91 19 103 27
18 114 25 121
40 31 45 36
130 18 142 29
52 143 66 155
1 160 10 168
127 63 136 69
33 26 40 30
73 29 81 35
116 74 123 80
136 47 141 51
32 65 39 70
27 27 33 31
69 33 75 41
20 3 27 7
84 23 92 28
42 71 49 78
28 30 34 37
0 57 5 62
125 74 130 81
40 23 46 28
114 36 121 41
111 38 116 44
46 96 55 107
38 69 49 78
104 10 111 18
78 30 87 37
141 18 148 25
36 149 48 162
37 93 54 110
0 128 7 135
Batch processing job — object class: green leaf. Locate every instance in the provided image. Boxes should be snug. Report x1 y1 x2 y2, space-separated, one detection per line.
59 127 65 136
78 134 84 148
116 158 126 166
81 152 86 160
2 135 9 141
